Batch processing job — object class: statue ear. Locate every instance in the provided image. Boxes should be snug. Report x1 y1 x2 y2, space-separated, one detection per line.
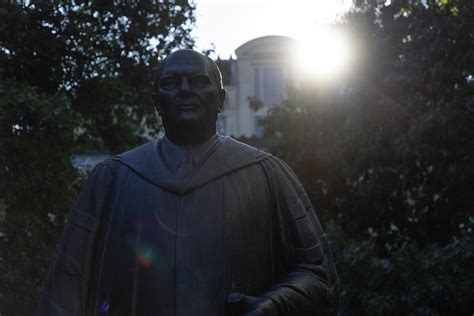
218 88 226 113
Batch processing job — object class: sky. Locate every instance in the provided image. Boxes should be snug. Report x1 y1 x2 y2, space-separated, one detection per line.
191 0 354 59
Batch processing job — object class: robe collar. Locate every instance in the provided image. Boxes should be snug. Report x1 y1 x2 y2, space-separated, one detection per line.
159 134 221 177
112 135 270 194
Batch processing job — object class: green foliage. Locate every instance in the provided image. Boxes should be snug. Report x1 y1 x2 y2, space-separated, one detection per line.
0 0 196 151
0 79 79 217
247 96 265 111
0 79 80 314
0 1 195 313
261 0 474 313
337 235 474 315
263 0 474 245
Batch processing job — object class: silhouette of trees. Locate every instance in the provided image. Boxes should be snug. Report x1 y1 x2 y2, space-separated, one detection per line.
0 1 195 313
262 0 474 313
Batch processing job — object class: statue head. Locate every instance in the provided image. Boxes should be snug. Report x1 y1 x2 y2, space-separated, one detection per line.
154 49 226 146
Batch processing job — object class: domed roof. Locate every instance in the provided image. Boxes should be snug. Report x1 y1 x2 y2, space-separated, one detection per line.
235 35 296 60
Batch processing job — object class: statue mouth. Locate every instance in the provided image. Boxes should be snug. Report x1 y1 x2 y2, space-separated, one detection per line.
178 103 200 111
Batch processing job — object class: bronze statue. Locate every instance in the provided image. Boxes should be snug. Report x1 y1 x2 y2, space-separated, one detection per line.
37 49 339 315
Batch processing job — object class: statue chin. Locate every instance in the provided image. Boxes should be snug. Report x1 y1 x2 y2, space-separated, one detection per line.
165 119 216 146
165 110 218 144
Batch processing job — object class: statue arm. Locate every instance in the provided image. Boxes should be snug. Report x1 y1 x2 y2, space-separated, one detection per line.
230 157 339 315
36 162 112 316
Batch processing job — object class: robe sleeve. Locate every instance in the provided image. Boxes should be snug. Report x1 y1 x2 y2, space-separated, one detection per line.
36 162 112 316
247 156 339 315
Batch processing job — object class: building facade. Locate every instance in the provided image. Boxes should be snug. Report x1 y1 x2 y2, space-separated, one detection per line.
216 36 296 137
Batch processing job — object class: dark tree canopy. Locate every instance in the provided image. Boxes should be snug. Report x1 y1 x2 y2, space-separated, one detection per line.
264 0 473 245
261 0 474 314
1 0 195 152
0 1 195 314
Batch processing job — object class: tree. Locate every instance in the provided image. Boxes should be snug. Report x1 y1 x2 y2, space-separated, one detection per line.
0 1 195 313
1 0 195 151
261 1 474 313
263 0 474 245
0 79 79 314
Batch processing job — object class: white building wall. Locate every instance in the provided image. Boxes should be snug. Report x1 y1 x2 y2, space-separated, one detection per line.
221 36 296 137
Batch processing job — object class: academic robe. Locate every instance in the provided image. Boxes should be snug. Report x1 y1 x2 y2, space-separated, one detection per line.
37 135 339 315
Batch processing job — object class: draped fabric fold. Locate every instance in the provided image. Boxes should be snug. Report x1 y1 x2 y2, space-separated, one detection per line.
37 136 338 315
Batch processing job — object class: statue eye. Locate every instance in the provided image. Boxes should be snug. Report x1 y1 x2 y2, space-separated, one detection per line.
190 75 211 88
160 77 177 90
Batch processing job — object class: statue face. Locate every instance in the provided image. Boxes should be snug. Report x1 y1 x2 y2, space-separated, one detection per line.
156 50 225 145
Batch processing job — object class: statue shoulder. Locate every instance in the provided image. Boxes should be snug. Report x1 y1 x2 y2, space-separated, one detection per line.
113 139 158 163
218 136 271 161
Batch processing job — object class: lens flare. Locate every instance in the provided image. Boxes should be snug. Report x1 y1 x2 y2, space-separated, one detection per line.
135 245 157 269
99 300 110 313
294 28 352 80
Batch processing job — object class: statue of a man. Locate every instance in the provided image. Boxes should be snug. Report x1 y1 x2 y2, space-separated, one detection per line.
37 49 339 315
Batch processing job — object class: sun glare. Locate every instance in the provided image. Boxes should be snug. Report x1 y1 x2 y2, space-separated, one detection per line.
295 28 352 80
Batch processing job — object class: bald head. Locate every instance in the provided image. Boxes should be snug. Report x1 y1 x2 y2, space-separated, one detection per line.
155 49 224 91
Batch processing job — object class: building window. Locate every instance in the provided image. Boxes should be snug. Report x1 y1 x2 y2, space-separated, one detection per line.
253 66 285 105
217 116 227 135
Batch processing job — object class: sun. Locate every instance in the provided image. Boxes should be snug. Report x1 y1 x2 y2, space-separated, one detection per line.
294 28 352 80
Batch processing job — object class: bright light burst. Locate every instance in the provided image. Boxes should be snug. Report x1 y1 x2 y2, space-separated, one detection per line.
294 28 352 80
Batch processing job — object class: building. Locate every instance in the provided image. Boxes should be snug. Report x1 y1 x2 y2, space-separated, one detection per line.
216 36 296 137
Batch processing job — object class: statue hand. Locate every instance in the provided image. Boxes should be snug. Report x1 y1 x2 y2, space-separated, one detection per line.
227 292 276 315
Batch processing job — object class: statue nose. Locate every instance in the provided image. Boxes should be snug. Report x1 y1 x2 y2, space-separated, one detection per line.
179 77 192 92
